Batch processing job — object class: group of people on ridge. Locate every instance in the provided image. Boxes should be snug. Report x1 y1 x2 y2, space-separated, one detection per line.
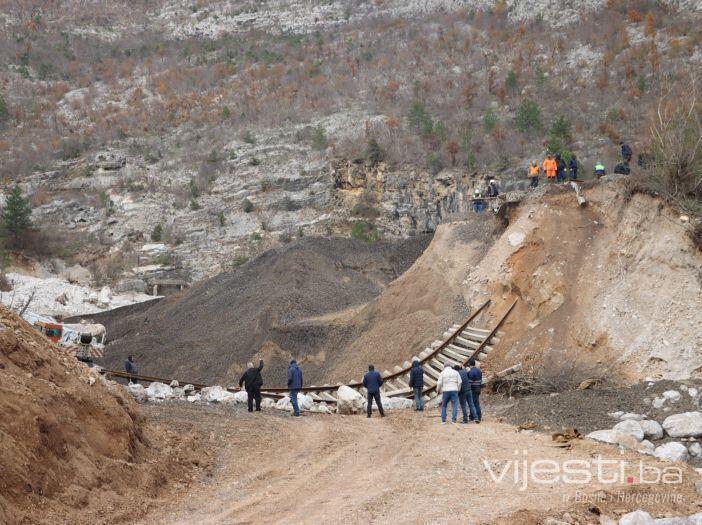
529 153 579 187
234 357 483 423
527 141 634 187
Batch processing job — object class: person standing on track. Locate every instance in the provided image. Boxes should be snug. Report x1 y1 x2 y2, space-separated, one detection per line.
437 362 462 424
363 364 385 418
239 359 264 412
408 360 425 411
467 358 482 423
124 354 137 376
287 360 303 417
454 364 475 424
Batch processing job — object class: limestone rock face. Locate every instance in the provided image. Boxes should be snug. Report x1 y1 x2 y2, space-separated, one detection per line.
662 412 702 438
336 385 365 415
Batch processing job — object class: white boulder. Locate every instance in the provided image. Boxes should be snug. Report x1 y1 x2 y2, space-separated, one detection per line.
653 442 689 462
639 440 655 455
261 398 275 408
146 382 174 400
640 420 664 440
298 393 314 411
689 388 699 398
609 411 625 419
587 430 640 450
126 383 148 402
690 512 702 524
201 385 236 403
689 442 702 458
337 385 365 415
663 390 683 403
663 412 702 438
169 380 180 388
652 397 666 409
382 396 414 410
233 391 249 404
172 387 185 399
97 286 113 308
613 420 645 441
618 510 655 525
276 397 292 411
187 393 201 403
183 384 195 393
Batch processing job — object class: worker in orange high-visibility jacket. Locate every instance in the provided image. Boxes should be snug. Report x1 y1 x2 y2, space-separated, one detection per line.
542 154 557 181
528 160 540 188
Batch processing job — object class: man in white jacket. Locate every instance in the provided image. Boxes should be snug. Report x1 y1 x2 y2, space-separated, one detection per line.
437 362 462 424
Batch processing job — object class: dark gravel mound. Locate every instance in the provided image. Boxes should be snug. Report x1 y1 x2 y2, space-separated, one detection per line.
98 235 432 386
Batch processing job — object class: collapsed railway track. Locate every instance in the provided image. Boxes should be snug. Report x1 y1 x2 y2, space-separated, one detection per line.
103 298 519 404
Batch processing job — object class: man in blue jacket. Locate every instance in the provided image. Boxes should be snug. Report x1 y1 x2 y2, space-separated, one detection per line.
408 360 425 411
287 360 303 417
455 364 476 423
362 364 385 418
467 358 482 423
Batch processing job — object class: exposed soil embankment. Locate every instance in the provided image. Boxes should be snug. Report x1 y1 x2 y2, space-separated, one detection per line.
0 306 203 525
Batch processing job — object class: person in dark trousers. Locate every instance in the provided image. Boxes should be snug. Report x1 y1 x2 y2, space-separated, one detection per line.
486 179 499 198
408 360 425 411
362 364 385 418
467 358 482 423
125 354 137 375
555 154 566 183
568 154 579 180
454 364 476 423
620 141 633 163
239 359 264 412
287 360 303 417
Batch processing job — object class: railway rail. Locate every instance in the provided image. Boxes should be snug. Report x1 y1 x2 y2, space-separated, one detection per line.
103 298 519 404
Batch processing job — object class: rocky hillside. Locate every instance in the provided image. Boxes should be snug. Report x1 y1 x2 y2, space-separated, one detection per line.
2 1 701 289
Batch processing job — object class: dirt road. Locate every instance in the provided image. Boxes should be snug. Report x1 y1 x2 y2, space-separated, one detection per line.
137 404 699 525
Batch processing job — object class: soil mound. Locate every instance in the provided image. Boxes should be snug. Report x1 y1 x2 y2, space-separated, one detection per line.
97 235 431 385
0 306 193 525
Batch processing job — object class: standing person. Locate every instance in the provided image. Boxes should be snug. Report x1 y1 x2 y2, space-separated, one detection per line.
467 358 482 423
408 360 425 411
454 364 476 424
363 364 385 418
568 154 579 181
487 179 499 198
528 161 540 188
287 359 303 417
437 362 461 424
620 141 633 163
555 154 566 183
124 354 137 375
239 359 264 412
542 154 557 182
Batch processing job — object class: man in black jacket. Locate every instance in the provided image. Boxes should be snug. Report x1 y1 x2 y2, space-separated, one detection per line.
362 364 385 418
239 359 264 412
408 360 425 411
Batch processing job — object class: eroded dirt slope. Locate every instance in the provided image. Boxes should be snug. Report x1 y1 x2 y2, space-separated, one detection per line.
0 306 202 525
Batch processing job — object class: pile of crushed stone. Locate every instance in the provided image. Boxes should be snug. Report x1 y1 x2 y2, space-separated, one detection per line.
87 235 432 386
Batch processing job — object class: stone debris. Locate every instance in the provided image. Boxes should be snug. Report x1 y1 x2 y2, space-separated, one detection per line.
639 419 664 440
200 386 236 403
653 442 689 462
662 412 702 438
612 420 644 441
335 385 365 414
145 382 174 400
